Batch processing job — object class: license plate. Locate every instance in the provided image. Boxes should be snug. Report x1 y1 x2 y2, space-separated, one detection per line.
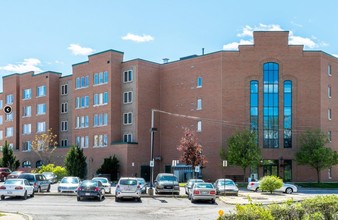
165 186 172 189
7 191 12 194
201 191 208 195
85 193 90 196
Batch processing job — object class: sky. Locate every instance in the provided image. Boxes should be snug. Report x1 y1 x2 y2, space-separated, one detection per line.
1 0 338 92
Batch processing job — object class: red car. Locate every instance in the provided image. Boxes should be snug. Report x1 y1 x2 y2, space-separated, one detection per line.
0 168 12 181
7 171 25 179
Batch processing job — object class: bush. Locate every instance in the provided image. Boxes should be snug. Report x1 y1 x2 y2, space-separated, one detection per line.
260 175 283 194
37 164 67 181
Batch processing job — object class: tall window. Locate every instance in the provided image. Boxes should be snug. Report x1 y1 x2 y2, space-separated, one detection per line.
6 113 13 121
61 121 68 131
284 81 292 148
60 139 68 147
328 64 331 76
93 92 108 106
23 89 32 100
94 71 108 85
6 127 13 137
37 103 46 115
250 80 259 141
76 116 89 128
36 85 46 97
61 102 68 113
75 76 89 89
0 130 2 140
22 141 31 152
328 85 332 98
61 84 68 95
93 134 108 147
123 134 132 143
197 121 202 132
23 124 31 134
328 108 332 120
76 136 89 148
0 100 3 109
0 116 2 125
328 131 332 142
37 122 46 133
263 62 279 148
123 91 133 104
6 94 13 104
76 96 89 108
197 77 202 88
93 113 108 127
23 106 31 117
197 98 202 110
123 113 132 125
123 70 133 83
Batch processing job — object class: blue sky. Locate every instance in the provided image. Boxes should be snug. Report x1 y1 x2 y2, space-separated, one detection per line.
1 0 337 92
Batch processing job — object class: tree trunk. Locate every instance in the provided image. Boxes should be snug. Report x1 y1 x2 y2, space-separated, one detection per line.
316 168 321 184
243 167 246 182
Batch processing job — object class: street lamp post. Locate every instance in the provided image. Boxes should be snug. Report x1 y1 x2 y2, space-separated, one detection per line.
149 109 157 194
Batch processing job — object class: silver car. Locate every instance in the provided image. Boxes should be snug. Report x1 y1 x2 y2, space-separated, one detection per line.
18 173 51 193
115 177 141 202
190 182 217 204
154 173 180 195
185 179 204 195
214 178 239 196
92 177 111 194
58 176 80 193
247 181 298 194
136 178 147 194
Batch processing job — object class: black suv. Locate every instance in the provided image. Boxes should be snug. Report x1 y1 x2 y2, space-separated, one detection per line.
18 173 51 192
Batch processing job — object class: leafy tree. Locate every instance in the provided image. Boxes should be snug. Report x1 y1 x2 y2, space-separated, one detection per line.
64 145 87 179
1 140 20 170
260 175 283 194
177 128 208 178
37 163 67 181
31 128 58 164
296 129 338 183
97 155 120 181
222 129 261 180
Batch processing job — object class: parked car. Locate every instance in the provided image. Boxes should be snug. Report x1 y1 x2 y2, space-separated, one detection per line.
7 171 25 179
92 177 111 194
136 178 147 194
0 178 35 200
154 173 180 195
18 173 50 192
115 177 141 202
77 180 105 201
43 172 58 184
58 176 81 193
185 179 204 195
247 181 298 194
189 182 216 204
0 167 12 181
214 178 239 196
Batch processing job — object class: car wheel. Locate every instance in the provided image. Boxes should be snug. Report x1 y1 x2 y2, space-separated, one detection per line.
38 186 41 193
30 191 35 198
23 191 28 200
1 195 5 200
191 198 195 203
254 187 259 192
77 196 81 201
47 184 51 192
211 199 215 204
285 187 293 194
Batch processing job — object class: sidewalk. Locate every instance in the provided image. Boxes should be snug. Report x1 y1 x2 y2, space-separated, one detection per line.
0 212 32 220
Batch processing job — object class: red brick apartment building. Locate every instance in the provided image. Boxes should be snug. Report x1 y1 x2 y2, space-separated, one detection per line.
0 31 337 182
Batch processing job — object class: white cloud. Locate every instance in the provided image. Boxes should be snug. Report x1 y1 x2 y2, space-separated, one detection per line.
224 24 325 50
0 58 42 73
122 33 154 43
333 54 338 58
68 44 94 56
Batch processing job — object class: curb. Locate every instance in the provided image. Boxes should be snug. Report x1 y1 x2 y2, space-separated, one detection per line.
35 192 190 198
0 211 33 220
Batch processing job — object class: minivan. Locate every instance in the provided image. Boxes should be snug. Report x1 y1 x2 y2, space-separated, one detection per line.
18 173 51 192
154 173 179 195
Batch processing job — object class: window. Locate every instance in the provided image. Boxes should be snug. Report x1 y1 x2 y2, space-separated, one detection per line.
23 89 32 100
123 70 133 83
123 134 132 143
328 131 332 142
0 100 3 109
197 77 202 88
93 134 108 147
328 108 332 120
93 113 108 127
36 85 46 97
37 122 46 133
6 94 13 104
61 121 68 131
6 113 13 121
93 71 108 85
123 113 132 125
197 121 202 132
23 106 31 117
76 96 89 108
61 102 68 113
37 103 46 115
284 80 292 148
0 130 3 140
0 115 2 125
61 84 68 95
6 127 13 137
93 92 108 106
76 136 89 148
328 86 332 98
22 161 32 168
328 64 331 76
250 80 259 143
123 91 133 104
22 141 31 152
76 116 89 128
60 139 68 147
75 76 89 89
197 98 202 110
328 167 332 179
23 124 31 134
263 62 279 148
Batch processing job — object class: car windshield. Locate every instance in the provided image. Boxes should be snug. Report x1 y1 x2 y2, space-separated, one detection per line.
195 183 213 189
93 178 108 183
61 177 79 184
159 176 177 181
5 179 23 185
11 171 22 175
188 179 203 186
219 180 235 186
120 179 137 185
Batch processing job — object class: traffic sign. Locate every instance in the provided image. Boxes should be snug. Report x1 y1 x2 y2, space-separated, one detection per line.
223 160 228 167
195 166 200 173
150 160 154 167
4 105 12 114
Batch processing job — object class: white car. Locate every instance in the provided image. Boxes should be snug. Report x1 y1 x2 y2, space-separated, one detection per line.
247 181 298 194
190 182 217 204
58 176 80 193
115 177 141 202
0 178 34 200
92 177 111 194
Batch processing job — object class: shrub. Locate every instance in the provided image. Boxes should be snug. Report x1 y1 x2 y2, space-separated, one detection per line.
37 163 67 181
260 175 283 194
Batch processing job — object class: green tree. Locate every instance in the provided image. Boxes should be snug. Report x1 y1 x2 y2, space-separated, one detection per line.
260 175 283 194
1 140 20 170
64 145 87 179
296 129 338 183
177 128 208 178
97 155 120 181
222 129 261 181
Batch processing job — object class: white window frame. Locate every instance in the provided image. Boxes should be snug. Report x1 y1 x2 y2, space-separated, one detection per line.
61 102 68 113
61 121 68 131
328 108 332 120
23 124 31 135
197 121 202 132
0 130 3 140
61 84 68 95
22 141 31 152
328 64 332 76
123 133 133 143
6 127 14 137
76 136 89 148
6 94 14 105
328 86 332 98
123 70 133 83
37 122 46 133
23 88 32 100
60 139 68 147
36 85 46 97
23 106 32 117
0 115 2 125
197 98 202 110
123 91 133 104
6 113 13 121
37 103 46 115
123 112 132 125
197 77 202 88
